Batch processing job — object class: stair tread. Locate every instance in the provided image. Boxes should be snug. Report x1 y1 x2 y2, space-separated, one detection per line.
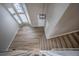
53 39 57 48
49 39 53 49
56 38 63 48
73 33 79 43
63 36 73 48
59 37 67 48
68 34 79 48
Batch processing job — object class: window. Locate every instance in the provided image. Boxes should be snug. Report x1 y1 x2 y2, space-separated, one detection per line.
19 14 28 23
13 15 22 24
13 3 24 13
8 8 15 14
7 3 30 24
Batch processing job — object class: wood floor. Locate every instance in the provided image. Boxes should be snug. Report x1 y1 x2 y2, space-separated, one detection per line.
9 26 44 50
9 26 79 51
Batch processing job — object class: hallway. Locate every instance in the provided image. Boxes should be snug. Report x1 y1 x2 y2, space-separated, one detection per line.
9 26 45 50
9 26 79 51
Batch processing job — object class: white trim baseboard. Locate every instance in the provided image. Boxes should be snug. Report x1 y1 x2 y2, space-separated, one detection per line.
6 28 19 51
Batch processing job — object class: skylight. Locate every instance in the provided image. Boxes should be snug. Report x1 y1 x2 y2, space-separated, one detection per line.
19 14 28 23
7 3 31 25
8 8 15 14
13 3 24 13
14 15 22 24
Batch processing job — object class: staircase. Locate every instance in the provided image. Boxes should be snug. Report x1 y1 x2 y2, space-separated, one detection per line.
9 26 79 51
40 31 79 50
1 26 79 56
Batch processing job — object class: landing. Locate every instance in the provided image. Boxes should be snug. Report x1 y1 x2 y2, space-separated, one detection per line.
9 26 44 51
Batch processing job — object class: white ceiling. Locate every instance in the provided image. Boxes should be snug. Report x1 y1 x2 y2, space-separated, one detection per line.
26 3 48 27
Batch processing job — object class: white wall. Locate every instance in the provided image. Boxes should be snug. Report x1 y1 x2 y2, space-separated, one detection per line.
0 4 19 52
45 3 70 39
26 3 47 27
45 3 79 39
49 4 79 38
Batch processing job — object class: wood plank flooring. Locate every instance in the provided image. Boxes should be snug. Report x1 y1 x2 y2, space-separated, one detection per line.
9 26 44 50
9 26 79 51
